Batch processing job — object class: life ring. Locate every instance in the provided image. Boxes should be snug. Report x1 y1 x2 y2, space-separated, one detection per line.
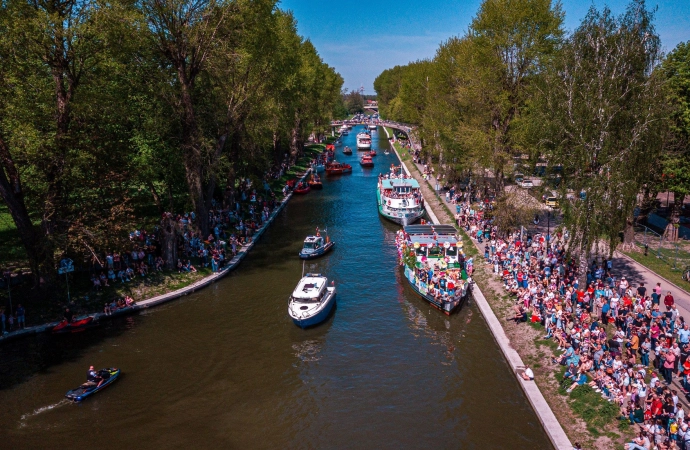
387 200 391 205
443 241 450 249
413 242 420 249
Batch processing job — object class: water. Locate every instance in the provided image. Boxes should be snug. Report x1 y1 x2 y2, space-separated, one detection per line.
0 126 552 449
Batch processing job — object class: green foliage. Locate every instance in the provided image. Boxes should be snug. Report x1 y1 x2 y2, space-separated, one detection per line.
568 385 619 431
533 0 665 261
0 0 343 285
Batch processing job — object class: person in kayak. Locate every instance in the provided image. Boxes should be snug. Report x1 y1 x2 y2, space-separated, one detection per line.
64 308 74 323
85 366 104 387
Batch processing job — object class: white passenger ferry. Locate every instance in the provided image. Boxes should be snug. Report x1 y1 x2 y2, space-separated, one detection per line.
377 175 424 225
356 132 371 150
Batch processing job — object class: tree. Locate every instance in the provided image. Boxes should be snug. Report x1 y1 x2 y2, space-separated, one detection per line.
344 90 364 114
658 41 690 241
0 0 116 285
534 0 665 282
143 0 235 236
462 0 564 190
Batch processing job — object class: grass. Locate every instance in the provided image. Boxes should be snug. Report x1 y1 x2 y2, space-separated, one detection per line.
568 385 620 433
0 206 29 268
621 249 690 290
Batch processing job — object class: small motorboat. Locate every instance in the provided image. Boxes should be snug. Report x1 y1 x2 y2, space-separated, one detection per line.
65 368 120 402
52 316 97 334
308 173 323 190
343 146 352 155
288 273 337 328
369 150 377 156
299 229 335 259
360 154 374 167
326 161 352 175
384 150 390 155
294 182 311 194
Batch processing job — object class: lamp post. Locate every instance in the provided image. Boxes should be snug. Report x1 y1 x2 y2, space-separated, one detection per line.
547 209 551 244
3 270 11 316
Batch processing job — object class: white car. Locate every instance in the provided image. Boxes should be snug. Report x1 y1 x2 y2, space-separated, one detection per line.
520 179 534 188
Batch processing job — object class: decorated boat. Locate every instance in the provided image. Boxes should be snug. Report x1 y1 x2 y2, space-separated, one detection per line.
360 153 374 167
326 161 352 175
396 225 471 315
356 132 371 150
377 175 425 225
298 229 334 259
308 173 323 189
343 146 352 155
288 273 337 328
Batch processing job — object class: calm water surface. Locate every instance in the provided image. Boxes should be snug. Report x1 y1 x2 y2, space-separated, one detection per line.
0 126 552 449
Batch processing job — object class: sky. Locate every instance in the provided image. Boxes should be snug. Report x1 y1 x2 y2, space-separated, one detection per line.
278 0 690 94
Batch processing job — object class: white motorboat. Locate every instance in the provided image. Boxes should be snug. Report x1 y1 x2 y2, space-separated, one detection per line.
288 273 337 328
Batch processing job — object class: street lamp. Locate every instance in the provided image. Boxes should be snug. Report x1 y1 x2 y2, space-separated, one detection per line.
547 209 551 243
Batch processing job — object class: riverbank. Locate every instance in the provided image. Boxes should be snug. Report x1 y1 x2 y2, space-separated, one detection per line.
384 124 576 450
0 153 320 344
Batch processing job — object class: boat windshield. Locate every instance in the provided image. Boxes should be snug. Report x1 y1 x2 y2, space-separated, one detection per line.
416 247 427 256
303 241 321 250
428 246 442 258
445 246 458 257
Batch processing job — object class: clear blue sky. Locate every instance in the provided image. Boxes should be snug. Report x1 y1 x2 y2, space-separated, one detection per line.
278 0 690 94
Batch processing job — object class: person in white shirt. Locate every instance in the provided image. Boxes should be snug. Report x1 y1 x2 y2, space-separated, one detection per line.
521 366 534 380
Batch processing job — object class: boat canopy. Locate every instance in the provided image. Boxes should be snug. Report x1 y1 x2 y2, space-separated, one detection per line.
404 224 456 235
381 179 420 189
291 275 327 301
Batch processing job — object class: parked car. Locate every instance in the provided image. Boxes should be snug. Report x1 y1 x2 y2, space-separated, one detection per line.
545 197 559 208
520 179 534 188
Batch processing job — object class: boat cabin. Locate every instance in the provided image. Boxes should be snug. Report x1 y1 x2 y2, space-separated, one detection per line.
380 179 420 199
291 274 327 303
404 225 463 268
302 235 325 252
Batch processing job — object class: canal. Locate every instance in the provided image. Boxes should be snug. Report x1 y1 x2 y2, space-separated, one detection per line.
0 125 552 449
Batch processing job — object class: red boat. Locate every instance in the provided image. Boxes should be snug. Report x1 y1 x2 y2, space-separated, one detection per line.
326 161 352 175
360 154 374 167
52 316 97 334
294 182 311 194
369 150 377 156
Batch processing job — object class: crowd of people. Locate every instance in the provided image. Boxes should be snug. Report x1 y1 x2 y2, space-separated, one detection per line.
451 195 690 449
92 178 287 291
1 157 306 333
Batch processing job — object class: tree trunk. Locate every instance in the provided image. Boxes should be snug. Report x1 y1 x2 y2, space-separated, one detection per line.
176 65 208 236
147 181 164 215
620 217 636 251
160 215 178 270
0 138 47 285
664 192 685 242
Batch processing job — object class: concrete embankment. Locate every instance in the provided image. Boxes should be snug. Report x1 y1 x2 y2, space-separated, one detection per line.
0 169 312 345
387 131 572 450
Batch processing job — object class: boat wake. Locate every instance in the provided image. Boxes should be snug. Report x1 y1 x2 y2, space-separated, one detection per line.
292 340 323 362
19 399 70 426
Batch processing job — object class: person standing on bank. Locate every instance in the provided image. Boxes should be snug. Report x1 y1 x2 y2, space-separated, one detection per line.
664 291 675 311
16 304 25 329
